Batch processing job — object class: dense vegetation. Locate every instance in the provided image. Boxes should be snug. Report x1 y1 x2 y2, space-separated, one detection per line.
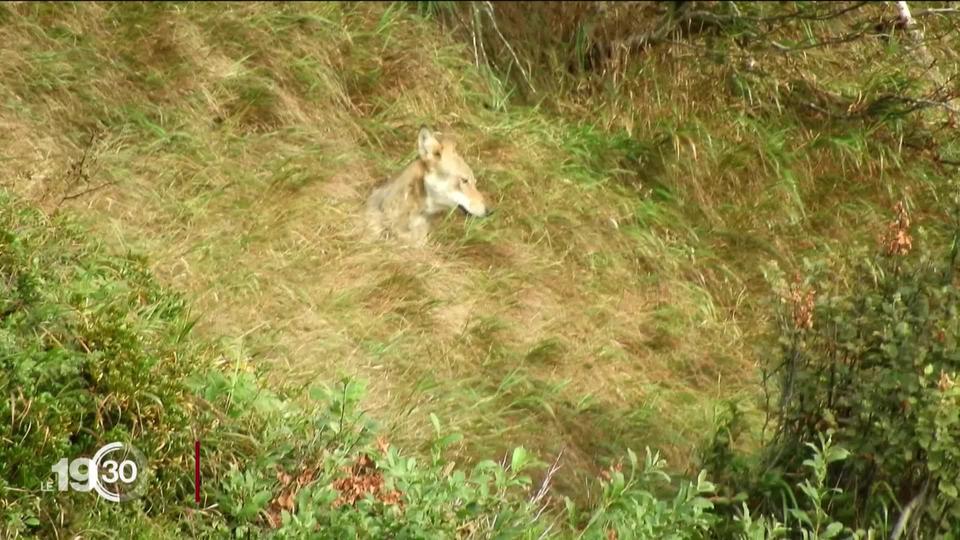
1 1 958 538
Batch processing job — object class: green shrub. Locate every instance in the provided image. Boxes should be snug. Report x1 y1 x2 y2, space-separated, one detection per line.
194 373 721 539
0 192 201 536
566 448 717 540
759 201 960 536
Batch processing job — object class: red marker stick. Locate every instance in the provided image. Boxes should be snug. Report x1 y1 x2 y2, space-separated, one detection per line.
194 440 201 504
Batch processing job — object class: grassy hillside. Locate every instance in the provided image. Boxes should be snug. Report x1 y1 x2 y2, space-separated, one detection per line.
2 0 958 527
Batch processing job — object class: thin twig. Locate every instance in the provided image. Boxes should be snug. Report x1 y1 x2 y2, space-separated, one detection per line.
895 1 914 28
55 130 106 210
58 180 118 203
914 8 960 17
530 446 564 511
769 28 873 52
470 4 481 68
889 478 929 540
755 1 871 23
480 1 536 94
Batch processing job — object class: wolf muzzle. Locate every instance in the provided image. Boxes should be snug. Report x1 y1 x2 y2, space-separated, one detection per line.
459 205 494 218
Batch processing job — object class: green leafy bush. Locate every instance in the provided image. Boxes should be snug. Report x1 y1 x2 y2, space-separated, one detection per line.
193 373 721 539
760 201 960 536
0 193 200 535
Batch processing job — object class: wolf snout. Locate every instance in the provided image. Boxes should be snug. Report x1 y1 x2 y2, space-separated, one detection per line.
459 202 493 218
475 195 494 217
471 204 494 218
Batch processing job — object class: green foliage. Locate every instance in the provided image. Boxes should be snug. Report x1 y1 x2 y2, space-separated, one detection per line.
0 192 200 537
736 435 868 539
568 448 718 539
188 369 735 539
786 436 857 540
760 205 960 535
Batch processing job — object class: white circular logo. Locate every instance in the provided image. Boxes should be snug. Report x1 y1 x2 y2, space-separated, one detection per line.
90 442 149 502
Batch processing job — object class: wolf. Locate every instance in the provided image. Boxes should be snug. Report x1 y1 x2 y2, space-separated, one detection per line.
366 126 491 246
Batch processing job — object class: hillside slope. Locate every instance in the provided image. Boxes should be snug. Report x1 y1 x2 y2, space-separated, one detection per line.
2 0 958 499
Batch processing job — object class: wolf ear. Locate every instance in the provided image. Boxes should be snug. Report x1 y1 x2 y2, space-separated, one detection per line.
417 126 442 161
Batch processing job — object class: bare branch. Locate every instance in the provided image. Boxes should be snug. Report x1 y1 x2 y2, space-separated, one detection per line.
58 180 118 204
480 1 536 94
914 8 960 17
586 2 874 70
889 478 929 540
769 28 874 53
530 447 564 509
754 1 871 23
894 1 914 28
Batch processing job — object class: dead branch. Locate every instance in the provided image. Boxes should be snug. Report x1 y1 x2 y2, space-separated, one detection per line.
895 1 914 28
753 1 871 23
889 478 929 540
769 28 874 53
58 181 118 204
913 8 960 18
585 2 874 71
480 1 536 94
53 130 114 212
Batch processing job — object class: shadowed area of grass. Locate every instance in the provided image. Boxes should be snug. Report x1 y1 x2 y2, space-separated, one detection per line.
1 1 957 504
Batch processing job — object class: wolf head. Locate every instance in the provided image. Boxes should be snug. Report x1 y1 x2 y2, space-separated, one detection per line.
417 126 490 218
